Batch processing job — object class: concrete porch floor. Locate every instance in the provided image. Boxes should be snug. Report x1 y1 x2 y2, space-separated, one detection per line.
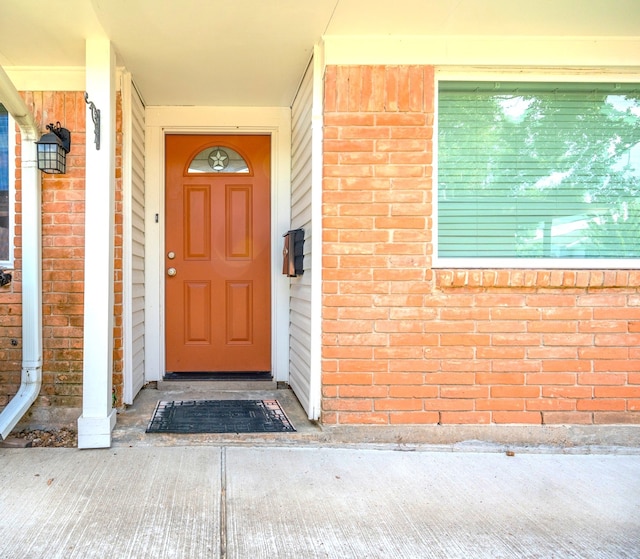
112 380 640 451
111 380 324 448
2 381 639 558
1 444 639 558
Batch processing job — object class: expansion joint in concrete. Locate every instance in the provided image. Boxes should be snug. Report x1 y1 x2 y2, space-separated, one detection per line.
220 447 228 559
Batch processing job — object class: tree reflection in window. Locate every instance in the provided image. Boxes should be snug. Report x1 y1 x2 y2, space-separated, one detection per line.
0 104 9 262
438 82 640 260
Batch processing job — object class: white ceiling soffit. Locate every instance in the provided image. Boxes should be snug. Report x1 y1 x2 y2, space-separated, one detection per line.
0 0 638 107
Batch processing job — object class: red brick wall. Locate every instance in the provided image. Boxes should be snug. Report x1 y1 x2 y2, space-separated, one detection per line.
0 91 123 418
321 65 640 426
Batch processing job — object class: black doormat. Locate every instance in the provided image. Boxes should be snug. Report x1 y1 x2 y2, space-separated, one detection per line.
145 399 296 434
163 372 272 381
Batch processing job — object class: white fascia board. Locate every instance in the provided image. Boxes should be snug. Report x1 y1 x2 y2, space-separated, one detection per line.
3 67 127 92
3 67 85 91
323 36 640 68
145 105 290 128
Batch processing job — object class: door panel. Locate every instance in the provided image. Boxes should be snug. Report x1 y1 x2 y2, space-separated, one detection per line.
165 135 271 373
184 186 211 259
226 281 252 343
184 281 211 343
227 186 252 258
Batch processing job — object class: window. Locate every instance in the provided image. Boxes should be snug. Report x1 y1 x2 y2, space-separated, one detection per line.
0 104 12 265
187 146 249 174
436 81 640 267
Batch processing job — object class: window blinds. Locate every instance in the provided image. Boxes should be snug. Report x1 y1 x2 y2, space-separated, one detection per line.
437 82 640 260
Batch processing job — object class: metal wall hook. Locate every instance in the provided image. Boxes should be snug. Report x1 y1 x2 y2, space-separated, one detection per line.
84 92 101 150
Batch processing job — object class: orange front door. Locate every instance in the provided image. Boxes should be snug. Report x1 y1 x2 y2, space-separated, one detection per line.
165 135 271 373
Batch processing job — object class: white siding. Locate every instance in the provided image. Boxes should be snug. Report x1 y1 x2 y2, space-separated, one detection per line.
123 74 146 405
289 60 318 419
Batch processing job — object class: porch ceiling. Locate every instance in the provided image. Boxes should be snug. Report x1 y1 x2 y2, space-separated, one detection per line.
0 0 638 107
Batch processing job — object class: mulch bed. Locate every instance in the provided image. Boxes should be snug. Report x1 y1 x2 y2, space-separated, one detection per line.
11 428 78 448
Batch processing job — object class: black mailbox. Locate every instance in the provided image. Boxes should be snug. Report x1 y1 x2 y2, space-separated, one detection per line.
282 229 304 277
0 268 11 287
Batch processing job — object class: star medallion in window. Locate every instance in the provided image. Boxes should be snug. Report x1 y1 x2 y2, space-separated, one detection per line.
208 148 229 171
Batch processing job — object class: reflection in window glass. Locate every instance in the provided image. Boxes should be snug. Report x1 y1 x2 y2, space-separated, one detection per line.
0 104 9 262
187 146 249 174
438 81 640 261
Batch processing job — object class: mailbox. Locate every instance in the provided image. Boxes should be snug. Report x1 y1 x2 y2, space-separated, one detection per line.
0 268 11 287
282 229 304 277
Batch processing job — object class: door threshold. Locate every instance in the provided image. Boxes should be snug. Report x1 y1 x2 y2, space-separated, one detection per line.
163 372 272 381
157 379 278 393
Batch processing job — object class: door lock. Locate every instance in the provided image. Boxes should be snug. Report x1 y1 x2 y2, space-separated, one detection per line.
167 267 177 277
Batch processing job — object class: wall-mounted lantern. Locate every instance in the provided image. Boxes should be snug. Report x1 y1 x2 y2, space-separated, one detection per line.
36 122 71 174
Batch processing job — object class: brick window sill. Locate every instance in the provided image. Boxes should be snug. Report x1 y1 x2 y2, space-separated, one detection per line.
435 269 640 289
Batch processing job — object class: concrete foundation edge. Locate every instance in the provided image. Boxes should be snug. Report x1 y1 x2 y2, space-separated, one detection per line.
319 424 640 451
14 407 82 430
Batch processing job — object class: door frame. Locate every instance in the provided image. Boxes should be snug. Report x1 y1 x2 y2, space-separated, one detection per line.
144 107 292 383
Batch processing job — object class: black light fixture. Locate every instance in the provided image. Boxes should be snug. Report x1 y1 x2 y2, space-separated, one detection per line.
36 121 71 174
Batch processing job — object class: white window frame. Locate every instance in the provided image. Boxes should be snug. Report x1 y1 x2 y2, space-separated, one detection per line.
0 112 15 268
433 68 640 270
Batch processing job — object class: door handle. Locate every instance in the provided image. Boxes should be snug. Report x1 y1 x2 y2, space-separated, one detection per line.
167 267 177 277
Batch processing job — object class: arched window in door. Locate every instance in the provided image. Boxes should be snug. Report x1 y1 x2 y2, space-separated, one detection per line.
187 145 250 174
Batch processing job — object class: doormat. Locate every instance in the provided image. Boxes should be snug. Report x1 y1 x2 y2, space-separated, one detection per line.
163 371 272 381
145 399 296 434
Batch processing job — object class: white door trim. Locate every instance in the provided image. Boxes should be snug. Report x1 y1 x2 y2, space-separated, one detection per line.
144 106 292 382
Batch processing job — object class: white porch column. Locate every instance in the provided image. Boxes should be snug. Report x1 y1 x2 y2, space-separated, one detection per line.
78 39 117 448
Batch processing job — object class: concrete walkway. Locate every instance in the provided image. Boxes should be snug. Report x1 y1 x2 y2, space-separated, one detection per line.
1 445 639 558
